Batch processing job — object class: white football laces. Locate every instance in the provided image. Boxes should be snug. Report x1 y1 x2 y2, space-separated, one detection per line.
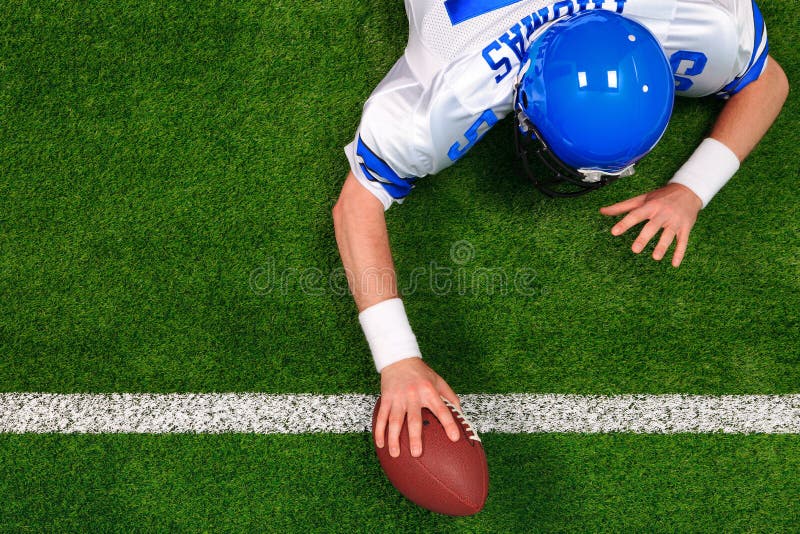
440 396 481 442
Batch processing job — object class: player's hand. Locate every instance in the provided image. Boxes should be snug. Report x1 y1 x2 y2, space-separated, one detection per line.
600 183 703 267
375 358 462 459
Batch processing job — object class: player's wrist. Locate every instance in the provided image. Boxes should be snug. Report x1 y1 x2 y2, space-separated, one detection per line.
668 138 740 209
668 182 703 211
379 355 424 375
359 298 421 373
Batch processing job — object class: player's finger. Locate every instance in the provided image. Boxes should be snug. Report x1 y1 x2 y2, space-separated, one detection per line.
374 397 391 449
672 230 690 268
429 395 461 443
387 404 406 458
599 194 647 217
437 381 461 412
611 208 649 237
406 398 423 458
652 228 676 261
631 220 663 254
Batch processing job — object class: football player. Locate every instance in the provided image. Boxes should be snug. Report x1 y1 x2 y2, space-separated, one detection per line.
332 1 789 458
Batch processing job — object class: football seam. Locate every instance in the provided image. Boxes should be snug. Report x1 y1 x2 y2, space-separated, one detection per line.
442 398 481 443
411 454 481 513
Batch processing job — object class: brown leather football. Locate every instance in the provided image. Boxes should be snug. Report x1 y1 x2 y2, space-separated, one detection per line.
372 396 489 515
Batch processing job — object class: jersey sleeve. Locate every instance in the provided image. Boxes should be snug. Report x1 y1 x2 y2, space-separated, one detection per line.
630 0 770 99
715 0 769 98
344 51 514 210
344 56 434 210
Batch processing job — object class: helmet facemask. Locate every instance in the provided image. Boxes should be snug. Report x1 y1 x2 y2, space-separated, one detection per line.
513 82 635 198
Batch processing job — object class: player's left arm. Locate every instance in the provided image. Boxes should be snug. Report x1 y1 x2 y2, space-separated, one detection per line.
600 56 789 267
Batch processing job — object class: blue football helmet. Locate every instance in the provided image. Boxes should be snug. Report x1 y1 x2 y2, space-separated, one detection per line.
514 10 675 197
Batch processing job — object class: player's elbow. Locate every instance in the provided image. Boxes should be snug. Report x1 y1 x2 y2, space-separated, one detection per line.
768 56 790 107
332 180 357 226
776 64 789 106
332 198 348 237
332 177 353 227
332 192 344 227
332 180 360 233
333 172 386 230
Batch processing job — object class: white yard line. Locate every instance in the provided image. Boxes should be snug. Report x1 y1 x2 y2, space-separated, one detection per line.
0 393 798 434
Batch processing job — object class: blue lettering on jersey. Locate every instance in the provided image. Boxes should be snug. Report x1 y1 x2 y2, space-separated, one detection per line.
552 0 574 17
670 50 708 92
448 110 500 162
482 42 513 84
481 0 626 84
498 23 526 61
519 15 536 39
537 6 552 24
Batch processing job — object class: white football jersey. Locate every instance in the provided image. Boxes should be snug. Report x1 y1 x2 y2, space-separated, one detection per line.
345 0 769 209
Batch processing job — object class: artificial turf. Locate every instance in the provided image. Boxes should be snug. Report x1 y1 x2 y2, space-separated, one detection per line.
1 434 798 531
0 0 798 530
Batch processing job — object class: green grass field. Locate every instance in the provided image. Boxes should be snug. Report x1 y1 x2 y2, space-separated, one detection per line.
1 1 798 530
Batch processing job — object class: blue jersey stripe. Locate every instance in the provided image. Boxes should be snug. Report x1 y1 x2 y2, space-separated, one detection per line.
751 0 765 67
356 137 415 199
444 0 526 26
717 0 769 98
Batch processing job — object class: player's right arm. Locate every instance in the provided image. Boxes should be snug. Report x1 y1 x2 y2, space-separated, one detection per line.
332 171 461 458
335 42 509 457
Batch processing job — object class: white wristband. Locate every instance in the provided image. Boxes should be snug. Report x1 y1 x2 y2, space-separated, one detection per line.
359 298 421 373
668 138 740 209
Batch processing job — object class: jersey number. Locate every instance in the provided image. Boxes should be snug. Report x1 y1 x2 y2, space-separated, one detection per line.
670 50 708 92
448 110 499 162
444 0 526 25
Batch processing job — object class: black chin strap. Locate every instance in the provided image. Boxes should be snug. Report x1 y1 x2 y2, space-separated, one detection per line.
513 114 625 198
